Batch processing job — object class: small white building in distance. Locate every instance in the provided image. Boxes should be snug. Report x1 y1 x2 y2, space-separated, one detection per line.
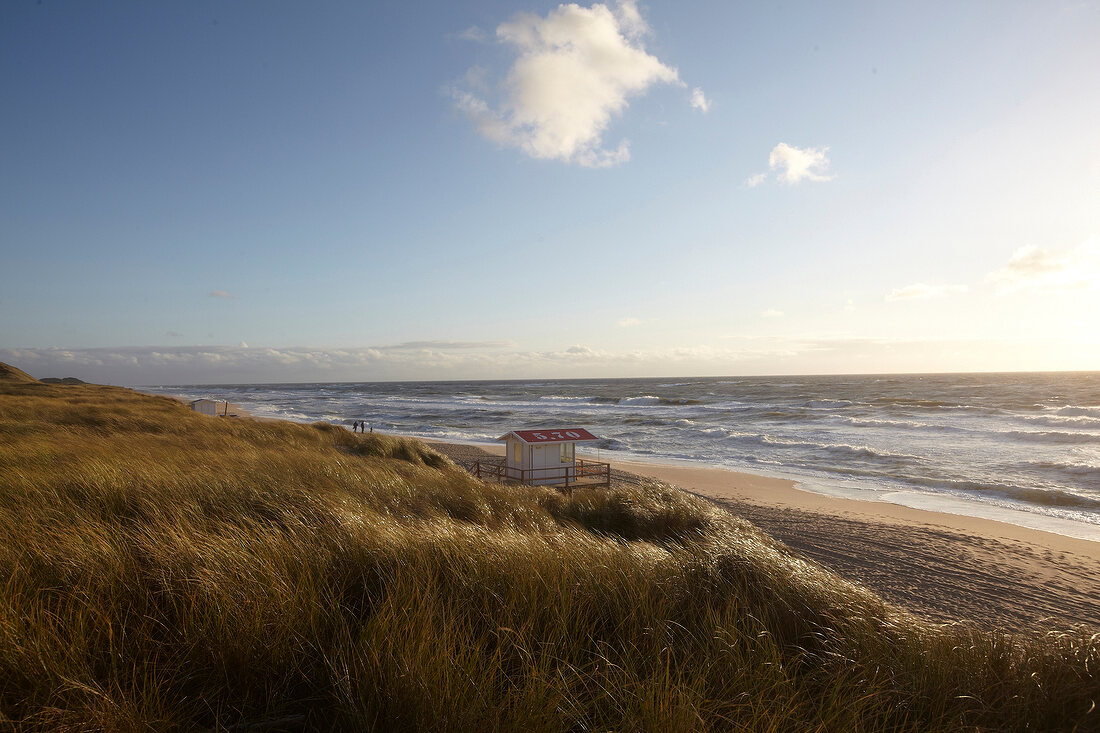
496 428 602 486
190 399 219 416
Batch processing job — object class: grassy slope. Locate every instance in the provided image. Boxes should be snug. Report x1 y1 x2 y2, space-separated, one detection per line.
0 374 1096 731
0 363 38 384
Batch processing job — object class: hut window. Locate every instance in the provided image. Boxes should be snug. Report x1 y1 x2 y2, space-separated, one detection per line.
513 442 522 464
560 443 574 463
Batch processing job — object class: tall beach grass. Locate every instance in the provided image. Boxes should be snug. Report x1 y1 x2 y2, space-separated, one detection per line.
0 375 1096 730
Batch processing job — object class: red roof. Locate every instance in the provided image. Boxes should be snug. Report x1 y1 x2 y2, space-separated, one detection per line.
501 428 598 444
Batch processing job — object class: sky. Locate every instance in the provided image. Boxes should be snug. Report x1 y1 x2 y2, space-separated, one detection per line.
1 0 1098 384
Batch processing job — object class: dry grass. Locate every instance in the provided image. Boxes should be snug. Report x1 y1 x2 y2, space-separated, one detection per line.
0 376 1097 731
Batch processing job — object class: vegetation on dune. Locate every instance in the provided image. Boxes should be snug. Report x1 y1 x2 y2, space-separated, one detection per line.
0 370 1097 731
0 363 38 385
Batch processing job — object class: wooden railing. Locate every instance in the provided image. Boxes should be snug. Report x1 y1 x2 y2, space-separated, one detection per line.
472 458 610 488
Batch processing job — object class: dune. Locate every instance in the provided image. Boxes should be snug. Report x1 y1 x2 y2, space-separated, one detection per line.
0 361 40 384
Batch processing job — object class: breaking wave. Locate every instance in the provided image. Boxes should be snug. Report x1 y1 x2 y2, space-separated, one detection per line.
539 394 705 406
1021 460 1100 484
1053 405 1100 418
1004 430 1100 445
1024 414 1100 429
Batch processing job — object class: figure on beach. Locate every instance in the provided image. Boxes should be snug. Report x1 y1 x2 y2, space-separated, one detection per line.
352 421 359 433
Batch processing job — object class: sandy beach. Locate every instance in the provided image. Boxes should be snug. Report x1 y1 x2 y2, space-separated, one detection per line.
428 439 1100 632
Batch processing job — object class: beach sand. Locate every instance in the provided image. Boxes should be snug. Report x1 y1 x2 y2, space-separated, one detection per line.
427 440 1100 632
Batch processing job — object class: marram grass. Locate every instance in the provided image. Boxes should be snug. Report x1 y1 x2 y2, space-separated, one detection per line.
0 377 1096 731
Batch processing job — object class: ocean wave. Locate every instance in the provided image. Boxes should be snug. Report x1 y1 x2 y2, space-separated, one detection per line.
843 417 978 434
823 443 919 461
1054 405 1100 418
1022 414 1100 428
757 435 919 461
846 417 930 429
590 395 703 406
999 486 1100 510
1021 460 1100 483
870 397 984 411
1003 430 1100 445
533 394 703 407
596 437 630 450
894 474 1100 511
800 399 855 409
697 400 758 411
620 395 663 406
622 416 666 425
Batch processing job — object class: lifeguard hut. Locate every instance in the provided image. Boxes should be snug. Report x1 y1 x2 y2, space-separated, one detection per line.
189 399 239 417
472 427 610 488
189 399 219 416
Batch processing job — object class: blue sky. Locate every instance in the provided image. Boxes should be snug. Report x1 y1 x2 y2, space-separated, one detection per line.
2 0 1098 384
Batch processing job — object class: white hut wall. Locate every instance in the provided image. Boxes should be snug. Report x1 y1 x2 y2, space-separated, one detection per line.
526 443 568 485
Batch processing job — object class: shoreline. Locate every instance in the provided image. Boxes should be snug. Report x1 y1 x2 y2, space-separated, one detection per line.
404 433 1100 548
423 437 1100 630
605 457 1100 560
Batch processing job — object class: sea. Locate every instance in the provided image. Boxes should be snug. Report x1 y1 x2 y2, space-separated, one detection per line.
140 372 1100 541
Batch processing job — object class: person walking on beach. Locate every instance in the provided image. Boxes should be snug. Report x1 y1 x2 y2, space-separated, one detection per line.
352 421 359 433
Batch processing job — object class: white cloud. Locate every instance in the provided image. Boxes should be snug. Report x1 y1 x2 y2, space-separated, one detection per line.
690 87 709 113
745 172 768 188
7 330 1097 383
761 309 784 318
749 143 834 186
0 341 782 384
987 241 1100 294
382 340 513 350
457 25 489 43
768 143 834 184
453 1 682 167
617 316 642 327
612 0 648 37
209 290 235 299
886 283 968 301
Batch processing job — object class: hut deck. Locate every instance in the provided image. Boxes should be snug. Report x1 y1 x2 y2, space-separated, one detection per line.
470 458 610 489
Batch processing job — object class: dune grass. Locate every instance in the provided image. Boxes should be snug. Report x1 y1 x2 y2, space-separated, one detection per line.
0 376 1097 731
